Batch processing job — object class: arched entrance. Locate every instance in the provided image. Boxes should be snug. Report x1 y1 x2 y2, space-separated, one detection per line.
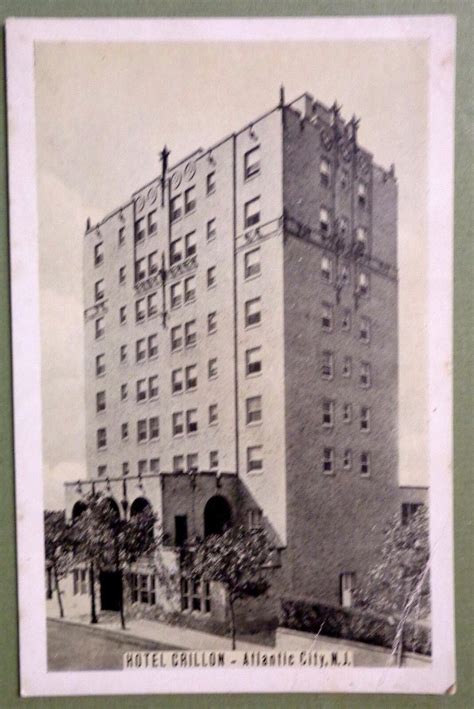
72 500 87 521
130 497 151 516
204 495 232 537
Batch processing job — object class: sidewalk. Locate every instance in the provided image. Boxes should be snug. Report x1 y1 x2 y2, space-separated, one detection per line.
47 609 272 652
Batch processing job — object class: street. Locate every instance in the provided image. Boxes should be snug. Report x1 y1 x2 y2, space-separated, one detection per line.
47 619 174 671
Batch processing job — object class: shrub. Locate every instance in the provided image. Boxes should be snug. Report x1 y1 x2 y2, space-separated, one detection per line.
280 596 431 656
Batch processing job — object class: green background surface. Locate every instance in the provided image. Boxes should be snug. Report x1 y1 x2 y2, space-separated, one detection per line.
0 1 472 707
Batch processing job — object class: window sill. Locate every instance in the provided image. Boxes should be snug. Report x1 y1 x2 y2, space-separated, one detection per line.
246 420 262 427
244 172 260 184
245 322 261 331
246 371 262 379
247 469 264 476
244 272 261 283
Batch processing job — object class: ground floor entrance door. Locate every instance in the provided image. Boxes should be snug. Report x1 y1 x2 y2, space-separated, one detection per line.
99 571 122 611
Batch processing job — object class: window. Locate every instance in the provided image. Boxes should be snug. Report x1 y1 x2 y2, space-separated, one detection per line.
149 376 159 400
209 451 219 469
150 458 160 473
207 266 216 289
185 320 197 348
148 334 158 359
96 391 106 413
186 409 198 433
95 317 104 340
170 236 182 265
206 171 216 195
342 357 352 378
360 452 370 477
119 266 126 285
149 416 159 440
96 354 105 377
357 271 369 296
137 419 147 443
138 460 147 476
321 351 334 380
246 347 262 376
322 400 334 428
360 362 371 388
319 207 329 236
184 186 196 214
246 396 262 424
187 453 198 471
135 257 146 282
119 306 127 325
172 368 183 394
207 218 216 242
122 462 129 476
357 181 367 207
121 422 128 440
360 317 371 343
95 279 104 302
135 218 145 243
355 227 367 249
136 378 147 402
170 282 182 309
248 509 263 529
173 455 185 473
148 210 157 236
180 578 190 610
192 579 202 611
340 572 356 607
245 297 261 327
244 248 261 278
94 242 104 266
244 146 260 179
322 447 334 474
320 158 331 187
171 194 182 222
343 449 352 470
343 403 352 423
321 303 333 331
184 276 196 303
136 338 146 363
207 312 217 334
208 404 218 426
247 446 263 473
172 412 184 436
244 196 261 228
185 365 197 391
171 325 183 352
338 218 349 240
342 309 351 331
118 226 125 246
120 383 128 401
73 568 88 596
120 344 127 364
147 292 158 318
360 406 370 432
148 251 159 275
97 463 107 478
401 502 423 525
97 428 107 450
208 358 218 379
135 298 146 323
183 231 197 259
321 255 332 282
130 573 156 606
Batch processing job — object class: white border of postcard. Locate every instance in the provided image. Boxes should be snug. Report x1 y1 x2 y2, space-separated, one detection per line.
7 15 455 696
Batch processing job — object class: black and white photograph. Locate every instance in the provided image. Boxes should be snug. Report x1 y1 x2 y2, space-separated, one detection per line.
7 16 455 696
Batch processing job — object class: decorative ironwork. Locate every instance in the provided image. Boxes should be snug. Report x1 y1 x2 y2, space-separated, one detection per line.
84 300 108 321
134 271 163 294
168 254 198 280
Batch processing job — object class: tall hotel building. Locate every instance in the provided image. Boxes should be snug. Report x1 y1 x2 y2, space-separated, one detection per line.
65 89 400 622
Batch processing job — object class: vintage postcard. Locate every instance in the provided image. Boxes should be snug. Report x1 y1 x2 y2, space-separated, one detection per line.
7 16 455 696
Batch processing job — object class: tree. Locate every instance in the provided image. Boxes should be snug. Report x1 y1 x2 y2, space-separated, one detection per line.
70 492 157 629
188 525 271 649
354 506 430 664
44 511 72 618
